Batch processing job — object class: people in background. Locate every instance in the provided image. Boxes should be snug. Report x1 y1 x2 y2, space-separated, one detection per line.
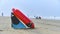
34 16 41 19
2 12 3 16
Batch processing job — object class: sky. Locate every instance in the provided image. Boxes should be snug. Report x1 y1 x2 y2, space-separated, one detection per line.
0 0 60 19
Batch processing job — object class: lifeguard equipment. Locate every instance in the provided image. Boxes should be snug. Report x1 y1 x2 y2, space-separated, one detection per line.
11 8 35 29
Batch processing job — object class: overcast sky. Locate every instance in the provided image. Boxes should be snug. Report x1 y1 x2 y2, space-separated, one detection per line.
0 0 60 18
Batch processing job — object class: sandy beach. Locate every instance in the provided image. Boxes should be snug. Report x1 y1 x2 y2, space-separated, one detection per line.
0 16 60 34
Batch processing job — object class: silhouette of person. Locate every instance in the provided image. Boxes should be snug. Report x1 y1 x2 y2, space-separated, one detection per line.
2 12 3 16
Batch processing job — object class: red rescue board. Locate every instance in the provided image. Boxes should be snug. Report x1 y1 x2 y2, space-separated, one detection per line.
12 8 35 28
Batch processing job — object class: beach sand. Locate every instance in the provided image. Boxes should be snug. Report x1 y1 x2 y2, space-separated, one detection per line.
0 16 60 34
